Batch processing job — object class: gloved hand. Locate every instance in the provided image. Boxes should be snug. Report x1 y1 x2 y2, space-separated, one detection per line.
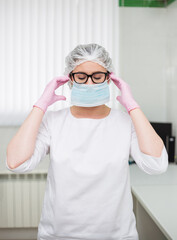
33 76 69 113
109 72 140 113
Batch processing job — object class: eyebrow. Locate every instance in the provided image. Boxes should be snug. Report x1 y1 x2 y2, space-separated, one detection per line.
72 71 107 74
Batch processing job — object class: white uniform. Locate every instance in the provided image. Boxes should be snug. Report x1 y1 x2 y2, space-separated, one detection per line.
6 107 168 240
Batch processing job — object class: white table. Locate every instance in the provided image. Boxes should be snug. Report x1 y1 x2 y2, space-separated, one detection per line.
129 163 177 240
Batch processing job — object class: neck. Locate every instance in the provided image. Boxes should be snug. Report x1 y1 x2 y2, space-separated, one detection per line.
70 105 110 118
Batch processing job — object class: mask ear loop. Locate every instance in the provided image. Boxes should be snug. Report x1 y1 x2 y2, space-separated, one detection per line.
67 73 74 89
107 76 112 84
106 72 112 84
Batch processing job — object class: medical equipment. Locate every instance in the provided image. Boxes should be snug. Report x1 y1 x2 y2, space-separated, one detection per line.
109 72 140 113
70 79 110 107
33 76 69 112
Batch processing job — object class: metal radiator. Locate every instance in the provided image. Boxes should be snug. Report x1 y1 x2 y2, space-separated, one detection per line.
0 173 47 228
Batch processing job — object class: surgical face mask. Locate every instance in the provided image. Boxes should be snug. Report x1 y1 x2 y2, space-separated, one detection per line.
69 78 110 107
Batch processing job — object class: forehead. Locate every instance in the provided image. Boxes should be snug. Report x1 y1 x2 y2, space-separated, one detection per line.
73 61 107 73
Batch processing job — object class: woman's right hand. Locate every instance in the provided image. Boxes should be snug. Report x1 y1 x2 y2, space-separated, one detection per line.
33 76 69 113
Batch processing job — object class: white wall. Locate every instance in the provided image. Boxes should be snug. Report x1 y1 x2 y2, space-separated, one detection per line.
119 1 177 157
165 1 177 156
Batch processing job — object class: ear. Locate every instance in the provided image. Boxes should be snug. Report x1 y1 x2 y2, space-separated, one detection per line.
69 73 74 82
107 72 111 84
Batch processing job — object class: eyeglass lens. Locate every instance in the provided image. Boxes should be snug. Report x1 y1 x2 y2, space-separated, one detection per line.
74 73 107 84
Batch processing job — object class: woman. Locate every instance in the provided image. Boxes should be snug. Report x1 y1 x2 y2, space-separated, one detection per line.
6 43 168 240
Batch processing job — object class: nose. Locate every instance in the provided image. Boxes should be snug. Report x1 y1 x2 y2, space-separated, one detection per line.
86 76 94 85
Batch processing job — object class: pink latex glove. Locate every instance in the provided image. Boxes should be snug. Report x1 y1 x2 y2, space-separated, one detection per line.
109 72 140 113
33 76 69 113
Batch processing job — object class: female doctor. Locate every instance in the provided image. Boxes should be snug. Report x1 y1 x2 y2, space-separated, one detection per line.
6 43 168 240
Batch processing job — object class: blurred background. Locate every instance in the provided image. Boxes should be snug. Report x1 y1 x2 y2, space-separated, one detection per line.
0 0 177 239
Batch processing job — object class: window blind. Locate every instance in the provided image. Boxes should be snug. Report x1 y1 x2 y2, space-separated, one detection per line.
0 0 120 125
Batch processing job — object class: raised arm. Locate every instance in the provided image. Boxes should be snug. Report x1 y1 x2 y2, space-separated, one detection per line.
129 108 163 157
6 107 44 169
110 72 164 158
6 76 69 169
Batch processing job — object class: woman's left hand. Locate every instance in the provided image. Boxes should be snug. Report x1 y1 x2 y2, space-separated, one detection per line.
109 72 140 113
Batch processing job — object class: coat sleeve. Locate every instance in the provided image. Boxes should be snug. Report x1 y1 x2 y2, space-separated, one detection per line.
5 111 51 173
129 120 168 175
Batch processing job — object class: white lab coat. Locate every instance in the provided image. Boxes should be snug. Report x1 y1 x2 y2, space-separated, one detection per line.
6 107 168 240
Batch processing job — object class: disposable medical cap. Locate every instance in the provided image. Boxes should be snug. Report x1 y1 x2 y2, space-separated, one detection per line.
63 43 115 76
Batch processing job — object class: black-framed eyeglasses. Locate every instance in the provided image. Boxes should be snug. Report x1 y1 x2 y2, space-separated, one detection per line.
69 71 110 84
